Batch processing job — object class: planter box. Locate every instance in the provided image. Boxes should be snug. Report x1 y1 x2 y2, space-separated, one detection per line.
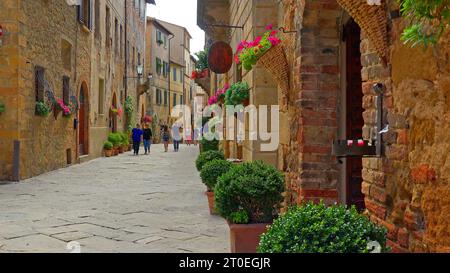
205 191 217 215
227 222 270 253
104 149 112 157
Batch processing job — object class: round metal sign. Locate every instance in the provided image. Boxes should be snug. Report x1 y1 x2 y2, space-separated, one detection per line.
208 41 233 74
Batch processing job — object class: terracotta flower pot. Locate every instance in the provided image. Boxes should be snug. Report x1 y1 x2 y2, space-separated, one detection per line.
113 148 119 156
205 191 218 215
227 222 270 253
118 146 124 153
104 149 112 157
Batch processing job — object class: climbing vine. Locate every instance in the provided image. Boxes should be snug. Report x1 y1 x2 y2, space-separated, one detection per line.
124 96 134 132
400 0 449 47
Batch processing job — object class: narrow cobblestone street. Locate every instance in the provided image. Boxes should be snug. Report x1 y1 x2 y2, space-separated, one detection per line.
0 145 229 253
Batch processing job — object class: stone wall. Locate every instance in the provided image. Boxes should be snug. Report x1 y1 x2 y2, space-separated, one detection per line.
361 6 450 252
0 0 20 180
18 0 90 179
0 0 149 180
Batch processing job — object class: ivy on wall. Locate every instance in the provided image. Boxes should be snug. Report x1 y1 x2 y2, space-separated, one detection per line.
400 0 449 47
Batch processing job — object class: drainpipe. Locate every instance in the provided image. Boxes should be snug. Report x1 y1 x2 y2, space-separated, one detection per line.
124 0 128 99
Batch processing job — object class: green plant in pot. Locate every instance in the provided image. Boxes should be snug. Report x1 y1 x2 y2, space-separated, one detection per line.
117 132 127 153
0 101 5 114
225 82 250 106
195 150 225 172
103 141 113 157
258 202 390 253
121 132 130 151
214 160 285 253
108 133 121 156
35 101 50 117
199 138 219 153
200 159 233 215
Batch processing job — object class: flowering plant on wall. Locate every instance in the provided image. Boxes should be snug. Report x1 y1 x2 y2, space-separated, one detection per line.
208 84 230 106
225 82 250 106
191 69 210 80
35 101 50 117
56 99 72 117
235 24 282 71
110 106 123 118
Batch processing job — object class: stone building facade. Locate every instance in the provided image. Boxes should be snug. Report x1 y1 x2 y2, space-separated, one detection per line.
0 0 154 180
145 17 172 132
197 0 449 252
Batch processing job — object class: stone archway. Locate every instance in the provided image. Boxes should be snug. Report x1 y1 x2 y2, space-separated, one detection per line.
78 82 89 156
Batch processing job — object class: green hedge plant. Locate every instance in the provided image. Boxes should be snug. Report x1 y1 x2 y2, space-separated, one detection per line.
214 160 285 224
108 133 122 148
200 138 219 152
195 150 225 172
200 159 233 191
258 202 389 253
103 141 113 150
0 101 5 113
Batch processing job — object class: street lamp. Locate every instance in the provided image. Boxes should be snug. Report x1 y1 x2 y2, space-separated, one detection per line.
137 64 144 78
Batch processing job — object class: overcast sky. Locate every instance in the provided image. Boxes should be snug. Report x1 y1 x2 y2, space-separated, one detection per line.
147 0 205 56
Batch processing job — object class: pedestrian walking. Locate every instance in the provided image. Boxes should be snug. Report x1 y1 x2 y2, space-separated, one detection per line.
162 125 170 152
143 123 153 155
132 123 143 155
184 127 192 146
172 123 181 152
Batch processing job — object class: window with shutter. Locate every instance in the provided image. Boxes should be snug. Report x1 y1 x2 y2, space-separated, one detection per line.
35 66 45 102
164 91 168 105
173 94 177 107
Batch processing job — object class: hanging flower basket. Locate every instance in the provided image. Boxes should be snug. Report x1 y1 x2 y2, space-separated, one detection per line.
235 24 290 96
336 0 388 61
257 43 290 96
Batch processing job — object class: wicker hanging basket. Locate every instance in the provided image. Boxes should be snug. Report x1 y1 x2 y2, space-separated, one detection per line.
337 0 388 61
257 43 290 96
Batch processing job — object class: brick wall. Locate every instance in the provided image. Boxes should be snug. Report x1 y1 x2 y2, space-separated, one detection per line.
290 0 342 204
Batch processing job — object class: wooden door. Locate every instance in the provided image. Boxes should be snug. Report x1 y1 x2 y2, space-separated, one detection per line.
79 86 87 155
345 19 365 211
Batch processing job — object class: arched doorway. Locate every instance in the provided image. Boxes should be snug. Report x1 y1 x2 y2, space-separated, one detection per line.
79 82 89 156
111 93 118 132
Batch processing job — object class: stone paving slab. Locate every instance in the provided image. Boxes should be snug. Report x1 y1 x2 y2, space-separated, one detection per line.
0 144 229 253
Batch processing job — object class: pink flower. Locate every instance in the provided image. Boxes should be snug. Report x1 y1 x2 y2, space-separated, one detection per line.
234 54 240 64
265 24 273 30
270 30 277 36
254 36 262 45
268 36 281 46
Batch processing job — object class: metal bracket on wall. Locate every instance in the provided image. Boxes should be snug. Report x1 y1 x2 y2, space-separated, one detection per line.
278 27 297 34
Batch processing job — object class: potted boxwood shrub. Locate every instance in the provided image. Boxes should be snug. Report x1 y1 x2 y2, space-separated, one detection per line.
108 133 121 156
214 160 284 253
258 202 390 253
195 150 225 172
103 141 113 157
200 159 233 215
117 133 127 153
121 132 130 152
